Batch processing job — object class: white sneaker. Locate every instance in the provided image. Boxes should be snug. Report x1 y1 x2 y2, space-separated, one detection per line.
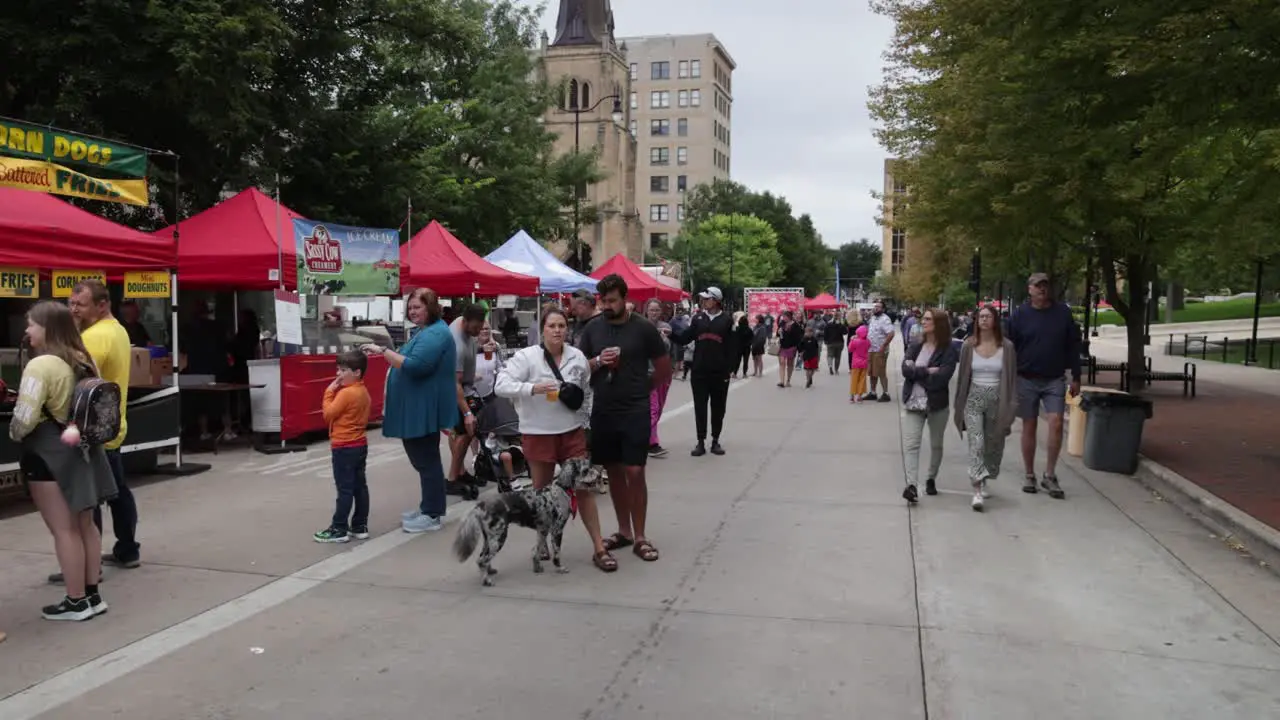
971 492 985 512
980 480 991 499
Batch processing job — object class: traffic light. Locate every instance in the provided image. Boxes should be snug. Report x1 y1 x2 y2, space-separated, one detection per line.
967 251 981 293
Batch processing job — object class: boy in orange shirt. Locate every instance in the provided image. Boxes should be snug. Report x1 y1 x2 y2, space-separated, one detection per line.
315 350 373 543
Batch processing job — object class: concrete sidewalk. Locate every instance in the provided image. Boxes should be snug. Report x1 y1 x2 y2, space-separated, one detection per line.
1 355 1279 719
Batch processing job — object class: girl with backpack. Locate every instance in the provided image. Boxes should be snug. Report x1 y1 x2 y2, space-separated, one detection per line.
10 301 118 621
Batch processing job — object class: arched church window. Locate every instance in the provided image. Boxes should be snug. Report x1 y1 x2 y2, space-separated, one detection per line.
581 82 591 108
568 79 579 109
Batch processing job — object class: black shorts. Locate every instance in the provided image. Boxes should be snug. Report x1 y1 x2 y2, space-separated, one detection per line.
588 410 650 467
453 396 485 435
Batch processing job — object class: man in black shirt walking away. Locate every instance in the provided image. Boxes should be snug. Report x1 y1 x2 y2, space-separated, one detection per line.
577 274 672 565
671 287 736 457
1007 272 1081 499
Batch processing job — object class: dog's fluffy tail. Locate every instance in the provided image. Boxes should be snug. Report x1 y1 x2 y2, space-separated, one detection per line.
453 506 484 562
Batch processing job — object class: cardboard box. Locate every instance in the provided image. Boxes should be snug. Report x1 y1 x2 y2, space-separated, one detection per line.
150 356 173 386
128 348 152 387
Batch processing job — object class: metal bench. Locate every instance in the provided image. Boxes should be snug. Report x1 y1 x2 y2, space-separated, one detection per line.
1120 361 1197 397
1086 356 1151 384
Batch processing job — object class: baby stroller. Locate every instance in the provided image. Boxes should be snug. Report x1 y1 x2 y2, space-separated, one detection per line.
472 395 531 493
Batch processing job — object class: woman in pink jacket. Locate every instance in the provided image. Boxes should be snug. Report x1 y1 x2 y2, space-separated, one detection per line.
848 325 871 402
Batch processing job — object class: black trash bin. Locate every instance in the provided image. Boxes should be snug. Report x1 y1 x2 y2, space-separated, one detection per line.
1080 392 1154 475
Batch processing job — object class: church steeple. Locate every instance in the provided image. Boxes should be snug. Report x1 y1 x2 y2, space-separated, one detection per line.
552 0 616 48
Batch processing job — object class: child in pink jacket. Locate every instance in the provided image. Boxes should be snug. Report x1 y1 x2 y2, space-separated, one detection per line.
848 325 871 402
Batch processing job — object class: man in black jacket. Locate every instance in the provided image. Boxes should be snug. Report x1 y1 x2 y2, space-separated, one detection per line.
671 287 736 456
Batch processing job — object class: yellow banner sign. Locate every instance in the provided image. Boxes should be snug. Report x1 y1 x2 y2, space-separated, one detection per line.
52 269 106 298
0 156 148 206
123 271 171 298
0 267 39 298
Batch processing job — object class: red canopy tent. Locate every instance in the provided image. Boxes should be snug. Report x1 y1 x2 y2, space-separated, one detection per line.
0 187 175 273
155 187 304 290
805 293 842 311
590 253 684 302
401 220 539 296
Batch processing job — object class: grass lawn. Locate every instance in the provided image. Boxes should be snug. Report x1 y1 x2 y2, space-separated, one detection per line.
1076 297 1280 327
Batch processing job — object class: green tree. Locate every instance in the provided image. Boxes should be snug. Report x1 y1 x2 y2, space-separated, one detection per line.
834 238 882 286
672 214 784 299
684 179 831 293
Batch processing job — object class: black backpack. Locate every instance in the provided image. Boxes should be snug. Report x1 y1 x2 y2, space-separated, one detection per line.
54 362 122 447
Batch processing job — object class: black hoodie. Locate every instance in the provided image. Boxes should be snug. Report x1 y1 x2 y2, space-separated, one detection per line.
671 311 737 377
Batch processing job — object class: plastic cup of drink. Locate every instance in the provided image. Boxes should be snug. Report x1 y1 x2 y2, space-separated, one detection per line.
546 388 559 402
484 349 493 360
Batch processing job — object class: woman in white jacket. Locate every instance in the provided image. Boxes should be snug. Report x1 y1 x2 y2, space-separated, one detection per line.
495 308 616 572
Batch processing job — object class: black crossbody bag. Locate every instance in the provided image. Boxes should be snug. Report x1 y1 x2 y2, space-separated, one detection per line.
541 346 585 411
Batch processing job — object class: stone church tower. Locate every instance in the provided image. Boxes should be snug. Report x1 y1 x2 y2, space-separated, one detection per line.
538 0 641 270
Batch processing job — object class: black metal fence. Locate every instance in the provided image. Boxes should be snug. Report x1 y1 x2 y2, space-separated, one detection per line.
1165 334 1279 369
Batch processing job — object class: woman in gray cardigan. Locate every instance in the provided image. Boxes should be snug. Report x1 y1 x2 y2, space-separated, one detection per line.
900 309 960 504
953 305 1018 511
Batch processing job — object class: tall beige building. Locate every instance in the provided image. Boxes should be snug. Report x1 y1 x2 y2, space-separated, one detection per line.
881 158 909 275
537 0 642 269
620 33 736 252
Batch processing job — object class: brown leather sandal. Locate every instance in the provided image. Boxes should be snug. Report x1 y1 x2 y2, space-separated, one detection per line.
633 540 659 562
593 550 618 572
602 533 633 551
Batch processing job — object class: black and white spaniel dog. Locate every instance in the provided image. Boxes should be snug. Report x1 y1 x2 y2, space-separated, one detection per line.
452 457 598 585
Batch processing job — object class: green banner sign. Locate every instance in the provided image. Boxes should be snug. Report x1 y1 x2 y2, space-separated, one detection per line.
0 119 147 178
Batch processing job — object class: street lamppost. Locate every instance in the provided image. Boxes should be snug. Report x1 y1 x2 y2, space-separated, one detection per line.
569 94 624 270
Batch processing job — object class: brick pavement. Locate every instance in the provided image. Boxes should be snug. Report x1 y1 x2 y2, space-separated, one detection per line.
1120 378 1280 532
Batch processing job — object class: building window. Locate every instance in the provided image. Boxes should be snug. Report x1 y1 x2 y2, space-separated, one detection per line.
630 91 637 109
650 90 670 109
650 175 670 193
649 232 669 249
894 179 907 194
677 146 688 165
629 120 637 137
677 175 688 192
650 204 670 222
568 79 579 109
650 119 670 136
651 61 670 80
678 60 689 79
677 204 685 221
891 228 907 272
690 89 701 107
677 118 688 136
581 81 591 108
691 60 702 78
678 90 689 108
650 147 670 166
630 63 638 81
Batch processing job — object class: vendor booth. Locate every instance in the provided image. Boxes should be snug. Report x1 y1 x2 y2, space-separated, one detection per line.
805 293 843 311
158 188 395 449
401 221 540 297
0 188 186 491
591 254 685 302
484 230 597 346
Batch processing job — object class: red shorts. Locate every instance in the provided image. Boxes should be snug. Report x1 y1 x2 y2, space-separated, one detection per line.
803 357 820 370
521 428 588 464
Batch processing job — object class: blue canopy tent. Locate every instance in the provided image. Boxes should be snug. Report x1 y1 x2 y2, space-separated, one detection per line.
484 230 599 294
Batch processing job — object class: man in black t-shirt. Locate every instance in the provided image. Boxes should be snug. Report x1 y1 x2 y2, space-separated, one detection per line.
577 274 671 565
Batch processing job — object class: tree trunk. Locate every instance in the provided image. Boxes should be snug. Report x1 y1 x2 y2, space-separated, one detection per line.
1124 256 1149 391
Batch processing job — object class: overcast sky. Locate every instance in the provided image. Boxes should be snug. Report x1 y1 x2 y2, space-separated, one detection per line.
518 0 895 249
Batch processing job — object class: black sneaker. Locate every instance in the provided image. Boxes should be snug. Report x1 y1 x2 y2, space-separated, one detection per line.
350 525 370 540
878 393 892 403
902 484 919 504
102 554 141 569
43 596 94 622
925 479 938 496
691 442 707 457
649 444 669 458
1022 475 1039 494
710 440 725 456
862 392 877 402
88 592 108 616
313 527 350 544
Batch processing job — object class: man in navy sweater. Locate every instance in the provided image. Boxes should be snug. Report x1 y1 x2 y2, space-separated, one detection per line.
1007 272 1081 499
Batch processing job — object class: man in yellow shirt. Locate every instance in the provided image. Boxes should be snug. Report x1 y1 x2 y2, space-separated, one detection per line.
67 279 141 573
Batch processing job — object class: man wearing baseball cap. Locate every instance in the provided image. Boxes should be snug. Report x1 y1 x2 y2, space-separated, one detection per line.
670 287 737 456
1007 272 1081 499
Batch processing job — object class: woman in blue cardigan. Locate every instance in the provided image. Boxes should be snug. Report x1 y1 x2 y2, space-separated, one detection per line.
362 288 459 533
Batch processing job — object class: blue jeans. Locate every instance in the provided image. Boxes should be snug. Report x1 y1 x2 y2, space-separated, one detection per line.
402 434 446 519
93 449 140 562
330 446 370 531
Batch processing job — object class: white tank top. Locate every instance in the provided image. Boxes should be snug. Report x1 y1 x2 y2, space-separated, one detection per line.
970 347 1003 387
